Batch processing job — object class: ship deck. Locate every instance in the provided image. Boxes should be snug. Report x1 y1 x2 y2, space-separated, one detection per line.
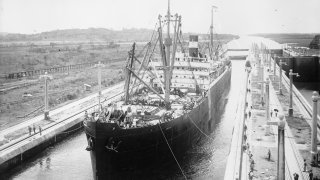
85 91 204 129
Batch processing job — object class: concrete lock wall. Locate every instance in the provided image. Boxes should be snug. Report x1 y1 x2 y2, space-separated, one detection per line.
270 49 283 56
277 54 320 82
293 56 319 82
0 118 84 173
318 58 320 81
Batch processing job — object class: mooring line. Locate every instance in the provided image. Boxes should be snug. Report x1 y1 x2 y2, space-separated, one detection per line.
59 123 83 134
157 123 187 180
187 115 214 141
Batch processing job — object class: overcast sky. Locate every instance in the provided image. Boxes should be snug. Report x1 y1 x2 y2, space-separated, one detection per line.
0 0 319 35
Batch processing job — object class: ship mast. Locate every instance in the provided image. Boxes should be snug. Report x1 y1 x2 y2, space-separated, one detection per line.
210 5 217 60
164 0 172 109
124 43 135 104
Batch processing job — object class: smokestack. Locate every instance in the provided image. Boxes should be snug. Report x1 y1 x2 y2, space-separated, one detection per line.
189 35 198 57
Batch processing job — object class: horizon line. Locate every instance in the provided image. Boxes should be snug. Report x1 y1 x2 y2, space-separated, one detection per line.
0 27 319 36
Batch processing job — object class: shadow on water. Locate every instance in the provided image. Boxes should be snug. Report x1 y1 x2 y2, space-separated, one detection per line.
294 82 320 113
3 60 245 180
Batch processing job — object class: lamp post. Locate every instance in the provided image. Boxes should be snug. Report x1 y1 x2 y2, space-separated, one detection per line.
268 51 272 71
39 72 53 120
94 61 105 111
288 69 300 117
273 56 277 80
279 59 286 95
258 56 265 104
267 114 285 180
256 78 270 119
311 91 320 166
266 78 270 121
261 59 265 82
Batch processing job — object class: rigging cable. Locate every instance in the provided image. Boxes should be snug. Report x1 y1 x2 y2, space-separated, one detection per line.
187 115 214 141
59 123 83 134
129 23 160 93
157 122 187 180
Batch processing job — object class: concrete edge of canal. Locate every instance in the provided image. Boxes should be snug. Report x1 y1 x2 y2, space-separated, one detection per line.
0 115 84 173
224 46 319 180
0 82 125 174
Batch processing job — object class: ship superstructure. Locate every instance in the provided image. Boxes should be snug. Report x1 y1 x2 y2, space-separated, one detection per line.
150 35 225 92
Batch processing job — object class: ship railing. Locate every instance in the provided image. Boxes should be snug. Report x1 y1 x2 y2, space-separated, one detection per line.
186 57 208 62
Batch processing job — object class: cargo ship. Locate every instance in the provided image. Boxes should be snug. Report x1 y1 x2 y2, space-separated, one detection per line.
84 3 232 179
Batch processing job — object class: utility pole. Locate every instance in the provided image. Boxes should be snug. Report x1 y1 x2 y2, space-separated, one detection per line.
94 61 105 110
266 78 270 121
288 69 299 116
268 51 272 71
39 72 53 120
267 114 285 180
259 60 265 104
311 91 320 166
261 58 264 82
273 56 277 80
257 79 269 117
265 78 271 135
279 59 286 95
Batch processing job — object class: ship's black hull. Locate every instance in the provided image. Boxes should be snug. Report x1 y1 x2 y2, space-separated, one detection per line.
84 67 231 180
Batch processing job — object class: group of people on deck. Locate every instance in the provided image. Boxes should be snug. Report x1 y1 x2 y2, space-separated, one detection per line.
84 104 154 128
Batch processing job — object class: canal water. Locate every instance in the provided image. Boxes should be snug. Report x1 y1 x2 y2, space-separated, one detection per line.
294 82 320 114
3 60 246 180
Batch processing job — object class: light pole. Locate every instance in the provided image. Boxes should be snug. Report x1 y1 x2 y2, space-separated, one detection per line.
94 61 105 111
261 59 265 82
311 91 320 166
268 51 272 71
258 56 265 104
288 69 300 117
279 59 286 95
266 78 270 121
39 72 53 120
273 56 277 80
256 79 269 111
267 114 285 180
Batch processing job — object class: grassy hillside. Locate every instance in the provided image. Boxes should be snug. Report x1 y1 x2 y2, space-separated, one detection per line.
0 28 238 44
0 28 154 42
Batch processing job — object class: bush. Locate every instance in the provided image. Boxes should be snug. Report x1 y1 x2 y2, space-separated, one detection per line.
66 93 77 100
109 80 115 85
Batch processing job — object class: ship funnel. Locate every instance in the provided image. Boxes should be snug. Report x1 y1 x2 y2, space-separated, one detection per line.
189 35 198 57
